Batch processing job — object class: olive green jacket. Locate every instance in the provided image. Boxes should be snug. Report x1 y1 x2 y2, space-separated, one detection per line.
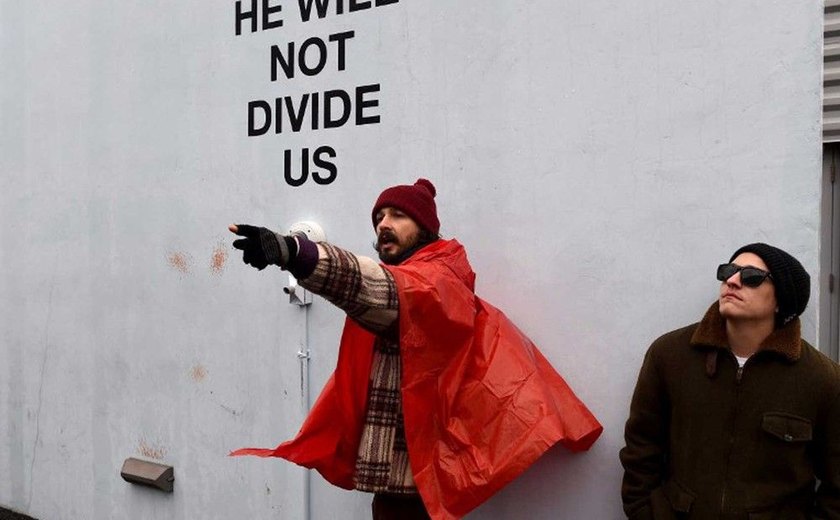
620 304 840 520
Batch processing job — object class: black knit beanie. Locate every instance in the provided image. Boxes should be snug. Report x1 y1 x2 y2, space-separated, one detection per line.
729 243 810 327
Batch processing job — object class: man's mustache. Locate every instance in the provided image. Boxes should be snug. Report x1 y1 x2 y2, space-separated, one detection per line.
377 230 398 247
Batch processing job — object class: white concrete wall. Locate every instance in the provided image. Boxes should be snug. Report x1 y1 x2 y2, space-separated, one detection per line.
0 1 822 519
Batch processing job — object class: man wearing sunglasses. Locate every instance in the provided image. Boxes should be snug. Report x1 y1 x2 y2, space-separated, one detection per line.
620 243 840 519
227 179 602 520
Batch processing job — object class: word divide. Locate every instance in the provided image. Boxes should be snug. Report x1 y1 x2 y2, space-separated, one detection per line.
248 84 381 135
235 0 400 34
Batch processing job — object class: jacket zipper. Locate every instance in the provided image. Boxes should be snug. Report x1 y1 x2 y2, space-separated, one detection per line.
722 356 746 512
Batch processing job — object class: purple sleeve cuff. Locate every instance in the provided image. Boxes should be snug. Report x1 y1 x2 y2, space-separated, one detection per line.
287 236 319 279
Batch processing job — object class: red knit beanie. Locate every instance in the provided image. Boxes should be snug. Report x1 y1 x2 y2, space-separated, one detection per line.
371 178 440 234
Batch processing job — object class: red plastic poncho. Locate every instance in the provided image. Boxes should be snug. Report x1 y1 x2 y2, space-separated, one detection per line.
231 240 602 519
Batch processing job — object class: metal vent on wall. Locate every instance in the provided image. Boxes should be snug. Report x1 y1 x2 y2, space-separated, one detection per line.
825 0 840 142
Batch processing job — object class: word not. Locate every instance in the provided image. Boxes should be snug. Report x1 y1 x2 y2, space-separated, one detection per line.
271 31 354 80
248 84 380 135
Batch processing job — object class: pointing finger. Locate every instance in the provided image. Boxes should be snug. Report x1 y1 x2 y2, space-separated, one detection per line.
232 224 261 238
232 238 251 251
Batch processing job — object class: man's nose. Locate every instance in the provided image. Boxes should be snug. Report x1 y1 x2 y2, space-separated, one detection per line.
726 272 742 287
376 216 392 233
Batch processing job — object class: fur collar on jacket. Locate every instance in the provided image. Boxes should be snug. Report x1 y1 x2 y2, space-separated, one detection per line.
689 303 802 376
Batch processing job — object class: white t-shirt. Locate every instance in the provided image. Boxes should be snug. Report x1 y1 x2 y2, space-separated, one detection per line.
734 355 750 368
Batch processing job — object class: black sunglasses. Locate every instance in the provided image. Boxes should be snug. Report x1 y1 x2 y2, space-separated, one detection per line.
716 263 773 287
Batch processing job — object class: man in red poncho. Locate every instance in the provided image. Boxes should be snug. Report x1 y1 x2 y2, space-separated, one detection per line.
229 179 602 520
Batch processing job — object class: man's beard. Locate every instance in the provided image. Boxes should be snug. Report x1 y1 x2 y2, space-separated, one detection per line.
375 229 420 265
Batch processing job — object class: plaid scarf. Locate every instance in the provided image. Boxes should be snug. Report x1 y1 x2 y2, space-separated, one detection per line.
301 243 416 494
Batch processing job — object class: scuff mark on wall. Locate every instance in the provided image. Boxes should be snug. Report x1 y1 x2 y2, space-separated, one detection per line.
28 278 56 511
138 439 167 460
190 364 208 382
167 252 192 274
210 241 228 275
217 403 242 417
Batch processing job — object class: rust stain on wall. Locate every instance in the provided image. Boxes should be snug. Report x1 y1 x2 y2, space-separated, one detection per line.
167 252 192 274
138 439 167 460
210 242 228 275
190 363 208 382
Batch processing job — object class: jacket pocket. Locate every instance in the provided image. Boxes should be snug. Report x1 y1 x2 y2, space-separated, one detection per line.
748 510 808 520
650 479 695 519
748 501 810 520
760 412 812 443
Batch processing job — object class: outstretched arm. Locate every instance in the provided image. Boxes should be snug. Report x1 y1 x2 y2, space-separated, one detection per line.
229 224 398 335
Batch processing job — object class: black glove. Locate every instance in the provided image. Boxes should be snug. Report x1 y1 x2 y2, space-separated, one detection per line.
231 224 298 270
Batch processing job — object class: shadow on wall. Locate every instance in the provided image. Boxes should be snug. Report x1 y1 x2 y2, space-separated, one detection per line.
0 507 36 520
